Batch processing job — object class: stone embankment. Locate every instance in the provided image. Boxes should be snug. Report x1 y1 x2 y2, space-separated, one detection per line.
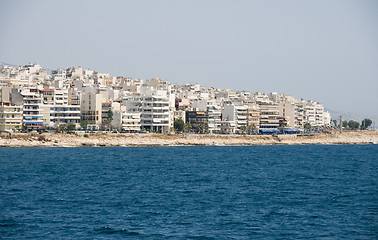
0 130 377 147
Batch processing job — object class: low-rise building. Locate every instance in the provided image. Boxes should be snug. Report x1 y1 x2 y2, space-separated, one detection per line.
112 111 141 132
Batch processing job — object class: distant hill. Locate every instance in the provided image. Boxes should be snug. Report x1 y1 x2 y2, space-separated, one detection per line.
0 61 18 67
0 61 52 74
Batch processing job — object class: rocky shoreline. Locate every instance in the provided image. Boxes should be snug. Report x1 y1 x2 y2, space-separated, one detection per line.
0 130 377 147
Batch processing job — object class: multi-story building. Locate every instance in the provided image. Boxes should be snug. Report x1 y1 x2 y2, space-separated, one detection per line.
112 111 141 132
278 101 296 128
81 92 107 125
51 68 66 81
140 88 171 133
222 102 250 133
22 88 44 129
54 89 69 105
42 105 81 128
294 101 305 128
186 111 208 133
173 110 186 122
0 87 12 102
0 102 23 132
246 103 260 133
101 101 122 127
259 103 279 130
207 101 221 133
1 63 333 133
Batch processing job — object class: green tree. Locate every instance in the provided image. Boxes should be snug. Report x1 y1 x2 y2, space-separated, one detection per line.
304 122 312 131
342 121 348 128
239 125 247 134
247 124 257 135
67 123 76 131
174 118 185 133
107 109 113 130
184 122 192 133
361 118 372 130
57 123 67 132
347 120 360 130
80 120 88 129
196 122 208 134
332 119 338 128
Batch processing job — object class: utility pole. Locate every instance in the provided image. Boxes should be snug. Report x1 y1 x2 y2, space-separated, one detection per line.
339 115 343 133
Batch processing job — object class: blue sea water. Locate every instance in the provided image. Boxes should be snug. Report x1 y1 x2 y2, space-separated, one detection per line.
0 145 377 239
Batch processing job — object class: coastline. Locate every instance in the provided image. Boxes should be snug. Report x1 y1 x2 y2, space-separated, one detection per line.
0 130 377 147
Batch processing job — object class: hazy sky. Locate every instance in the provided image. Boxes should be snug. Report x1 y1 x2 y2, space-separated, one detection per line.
1 0 377 116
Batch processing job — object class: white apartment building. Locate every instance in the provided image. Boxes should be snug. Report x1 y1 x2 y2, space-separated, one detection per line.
222 102 249 133
112 111 141 132
22 89 44 129
54 89 69 105
207 101 222 133
303 101 326 127
42 105 81 128
140 88 171 133
52 68 66 81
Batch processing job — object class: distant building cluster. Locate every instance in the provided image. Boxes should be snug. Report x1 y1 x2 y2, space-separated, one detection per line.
0 63 331 133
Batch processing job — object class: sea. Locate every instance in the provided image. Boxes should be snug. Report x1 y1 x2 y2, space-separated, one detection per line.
0 145 377 239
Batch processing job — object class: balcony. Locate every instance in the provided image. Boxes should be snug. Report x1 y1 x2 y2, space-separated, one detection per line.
23 115 43 119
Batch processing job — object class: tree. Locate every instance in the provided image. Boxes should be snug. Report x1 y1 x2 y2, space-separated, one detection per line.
332 119 338 128
174 118 185 133
57 123 67 132
304 123 312 131
67 123 76 132
342 121 348 128
239 125 247 134
80 120 88 129
184 122 192 133
347 120 360 130
247 124 257 135
107 109 113 130
196 123 208 134
22 124 28 133
361 118 372 130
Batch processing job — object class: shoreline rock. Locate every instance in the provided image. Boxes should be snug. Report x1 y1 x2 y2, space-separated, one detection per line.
0 131 377 147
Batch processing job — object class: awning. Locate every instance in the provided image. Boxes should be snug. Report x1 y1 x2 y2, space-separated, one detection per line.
282 128 300 133
259 129 278 133
25 121 43 125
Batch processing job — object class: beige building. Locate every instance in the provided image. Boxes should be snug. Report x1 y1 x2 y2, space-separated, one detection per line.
101 101 123 127
0 87 12 102
81 92 108 125
278 101 296 128
259 103 279 129
0 102 23 132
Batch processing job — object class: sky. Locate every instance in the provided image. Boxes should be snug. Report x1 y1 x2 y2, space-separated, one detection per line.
1 0 377 117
